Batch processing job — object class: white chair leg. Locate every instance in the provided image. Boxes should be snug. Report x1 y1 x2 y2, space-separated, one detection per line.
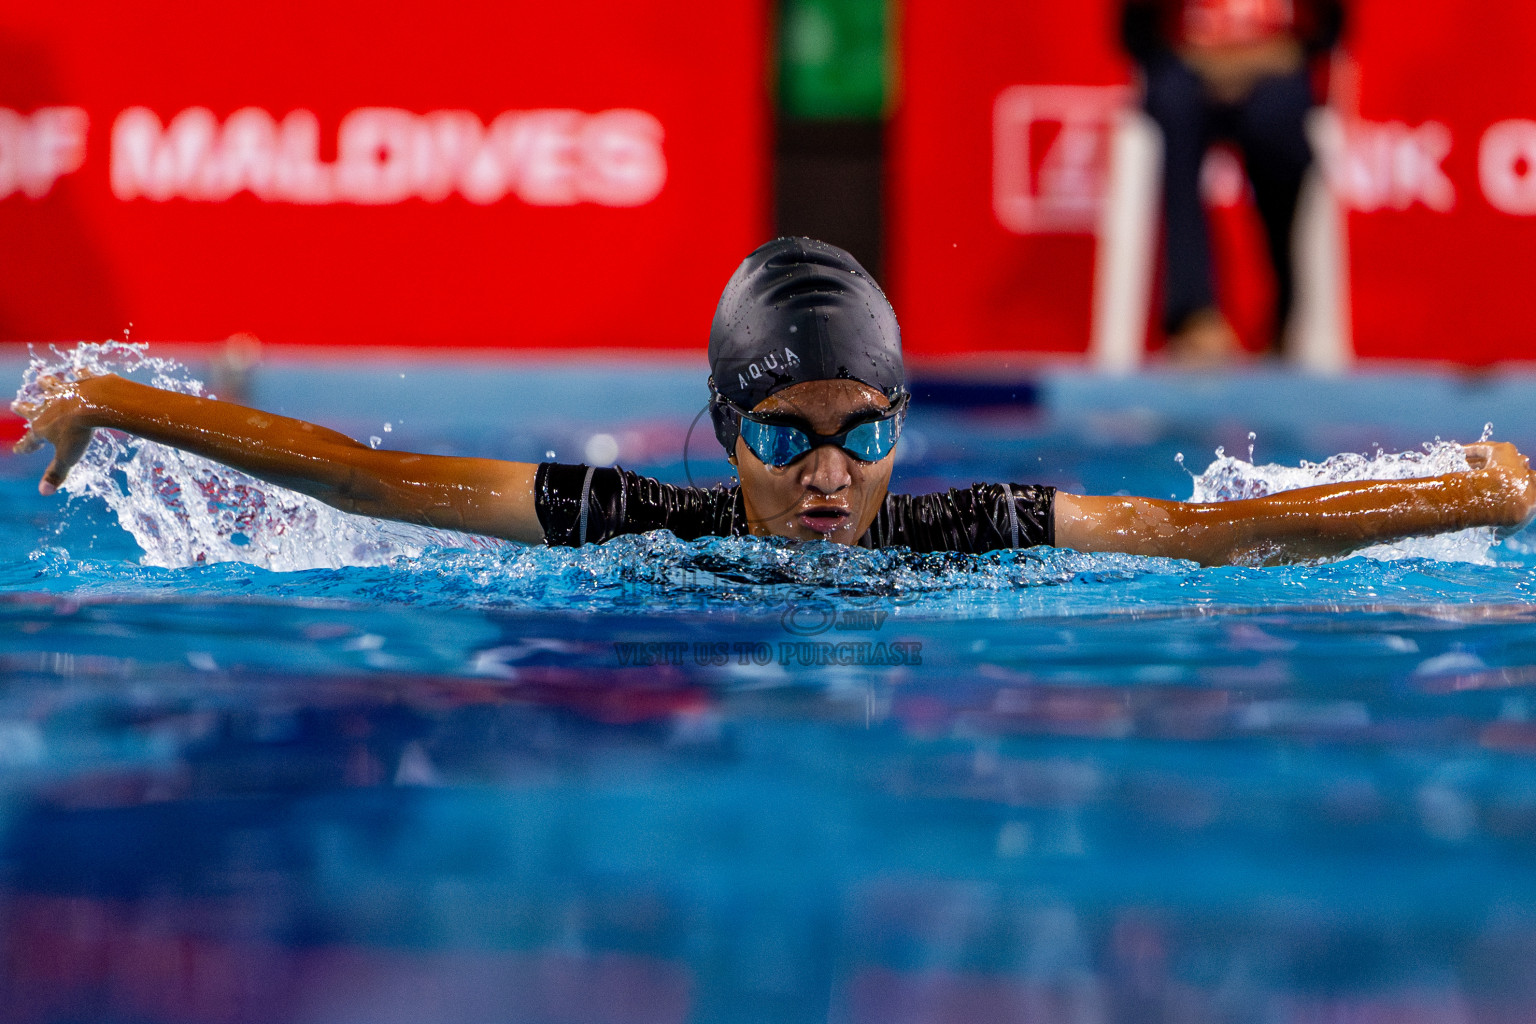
1090 108 1163 374
1286 108 1354 373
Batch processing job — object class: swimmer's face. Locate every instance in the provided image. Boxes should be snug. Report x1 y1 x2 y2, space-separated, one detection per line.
731 379 896 545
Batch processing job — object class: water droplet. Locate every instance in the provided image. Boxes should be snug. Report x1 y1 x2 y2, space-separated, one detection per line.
584 433 619 466
382 422 392 433
545 450 557 460
368 436 382 449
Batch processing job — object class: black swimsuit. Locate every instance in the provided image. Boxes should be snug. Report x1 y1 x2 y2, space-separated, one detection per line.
534 463 1054 554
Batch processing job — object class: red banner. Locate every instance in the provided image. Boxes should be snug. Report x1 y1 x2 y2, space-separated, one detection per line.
0 1 768 348
1337 0 1536 364
893 0 1536 365
890 0 1131 358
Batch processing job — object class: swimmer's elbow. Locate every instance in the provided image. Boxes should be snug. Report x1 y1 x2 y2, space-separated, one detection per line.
1056 493 1234 563
310 461 399 518
303 452 543 541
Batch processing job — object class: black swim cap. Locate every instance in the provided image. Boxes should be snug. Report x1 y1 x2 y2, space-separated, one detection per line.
708 237 904 454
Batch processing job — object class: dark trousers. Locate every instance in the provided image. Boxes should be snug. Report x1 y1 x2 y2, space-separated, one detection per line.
1141 56 1317 343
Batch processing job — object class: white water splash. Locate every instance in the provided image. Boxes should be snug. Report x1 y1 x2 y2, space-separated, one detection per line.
1187 438 1496 564
16 342 498 571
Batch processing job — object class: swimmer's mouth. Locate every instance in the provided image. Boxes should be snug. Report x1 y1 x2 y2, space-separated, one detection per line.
798 506 850 534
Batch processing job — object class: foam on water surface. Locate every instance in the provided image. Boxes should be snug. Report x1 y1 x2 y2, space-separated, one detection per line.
16 342 495 571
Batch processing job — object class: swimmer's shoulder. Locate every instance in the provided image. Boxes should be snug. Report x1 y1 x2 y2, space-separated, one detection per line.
871 481 1056 553
535 462 743 546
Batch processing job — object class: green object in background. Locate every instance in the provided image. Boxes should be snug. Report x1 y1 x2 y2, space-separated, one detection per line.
778 0 890 120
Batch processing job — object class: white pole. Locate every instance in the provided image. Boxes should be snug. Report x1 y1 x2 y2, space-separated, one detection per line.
1090 108 1163 374
1286 107 1354 373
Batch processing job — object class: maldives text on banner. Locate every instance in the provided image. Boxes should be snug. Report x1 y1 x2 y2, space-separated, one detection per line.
0 2 768 348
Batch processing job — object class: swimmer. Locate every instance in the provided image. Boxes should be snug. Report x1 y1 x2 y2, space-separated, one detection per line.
13 238 1536 565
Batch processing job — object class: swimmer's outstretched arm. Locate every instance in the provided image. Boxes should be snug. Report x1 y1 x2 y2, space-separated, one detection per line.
12 373 546 544
1053 442 1536 566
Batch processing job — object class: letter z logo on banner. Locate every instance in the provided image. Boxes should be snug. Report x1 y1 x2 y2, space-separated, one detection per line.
992 85 1128 235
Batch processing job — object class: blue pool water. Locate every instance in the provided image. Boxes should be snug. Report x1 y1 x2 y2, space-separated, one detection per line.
5 346 1536 1023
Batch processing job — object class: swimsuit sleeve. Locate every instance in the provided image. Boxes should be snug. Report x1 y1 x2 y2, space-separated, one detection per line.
534 463 742 547
866 483 1055 554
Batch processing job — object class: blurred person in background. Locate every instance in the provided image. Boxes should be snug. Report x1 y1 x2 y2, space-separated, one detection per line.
1122 0 1345 362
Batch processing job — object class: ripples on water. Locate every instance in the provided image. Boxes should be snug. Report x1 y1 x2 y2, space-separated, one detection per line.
7 344 1536 1023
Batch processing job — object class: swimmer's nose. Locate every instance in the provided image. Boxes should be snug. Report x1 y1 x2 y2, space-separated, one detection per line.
800 444 854 494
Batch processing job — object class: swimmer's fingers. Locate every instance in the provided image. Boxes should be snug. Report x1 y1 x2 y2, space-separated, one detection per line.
39 460 63 496
1465 442 1536 533
12 384 97 496
1462 442 1532 486
10 426 69 495
1460 441 1521 468
12 428 42 456
10 371 101 419
36 429 93 496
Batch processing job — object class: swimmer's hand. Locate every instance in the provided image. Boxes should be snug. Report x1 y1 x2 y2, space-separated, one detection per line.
1055 439 1536 566
1461 441 1536 535
11 371 107 496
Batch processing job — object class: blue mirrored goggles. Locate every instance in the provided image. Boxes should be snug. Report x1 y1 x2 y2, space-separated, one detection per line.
715 391 908 468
